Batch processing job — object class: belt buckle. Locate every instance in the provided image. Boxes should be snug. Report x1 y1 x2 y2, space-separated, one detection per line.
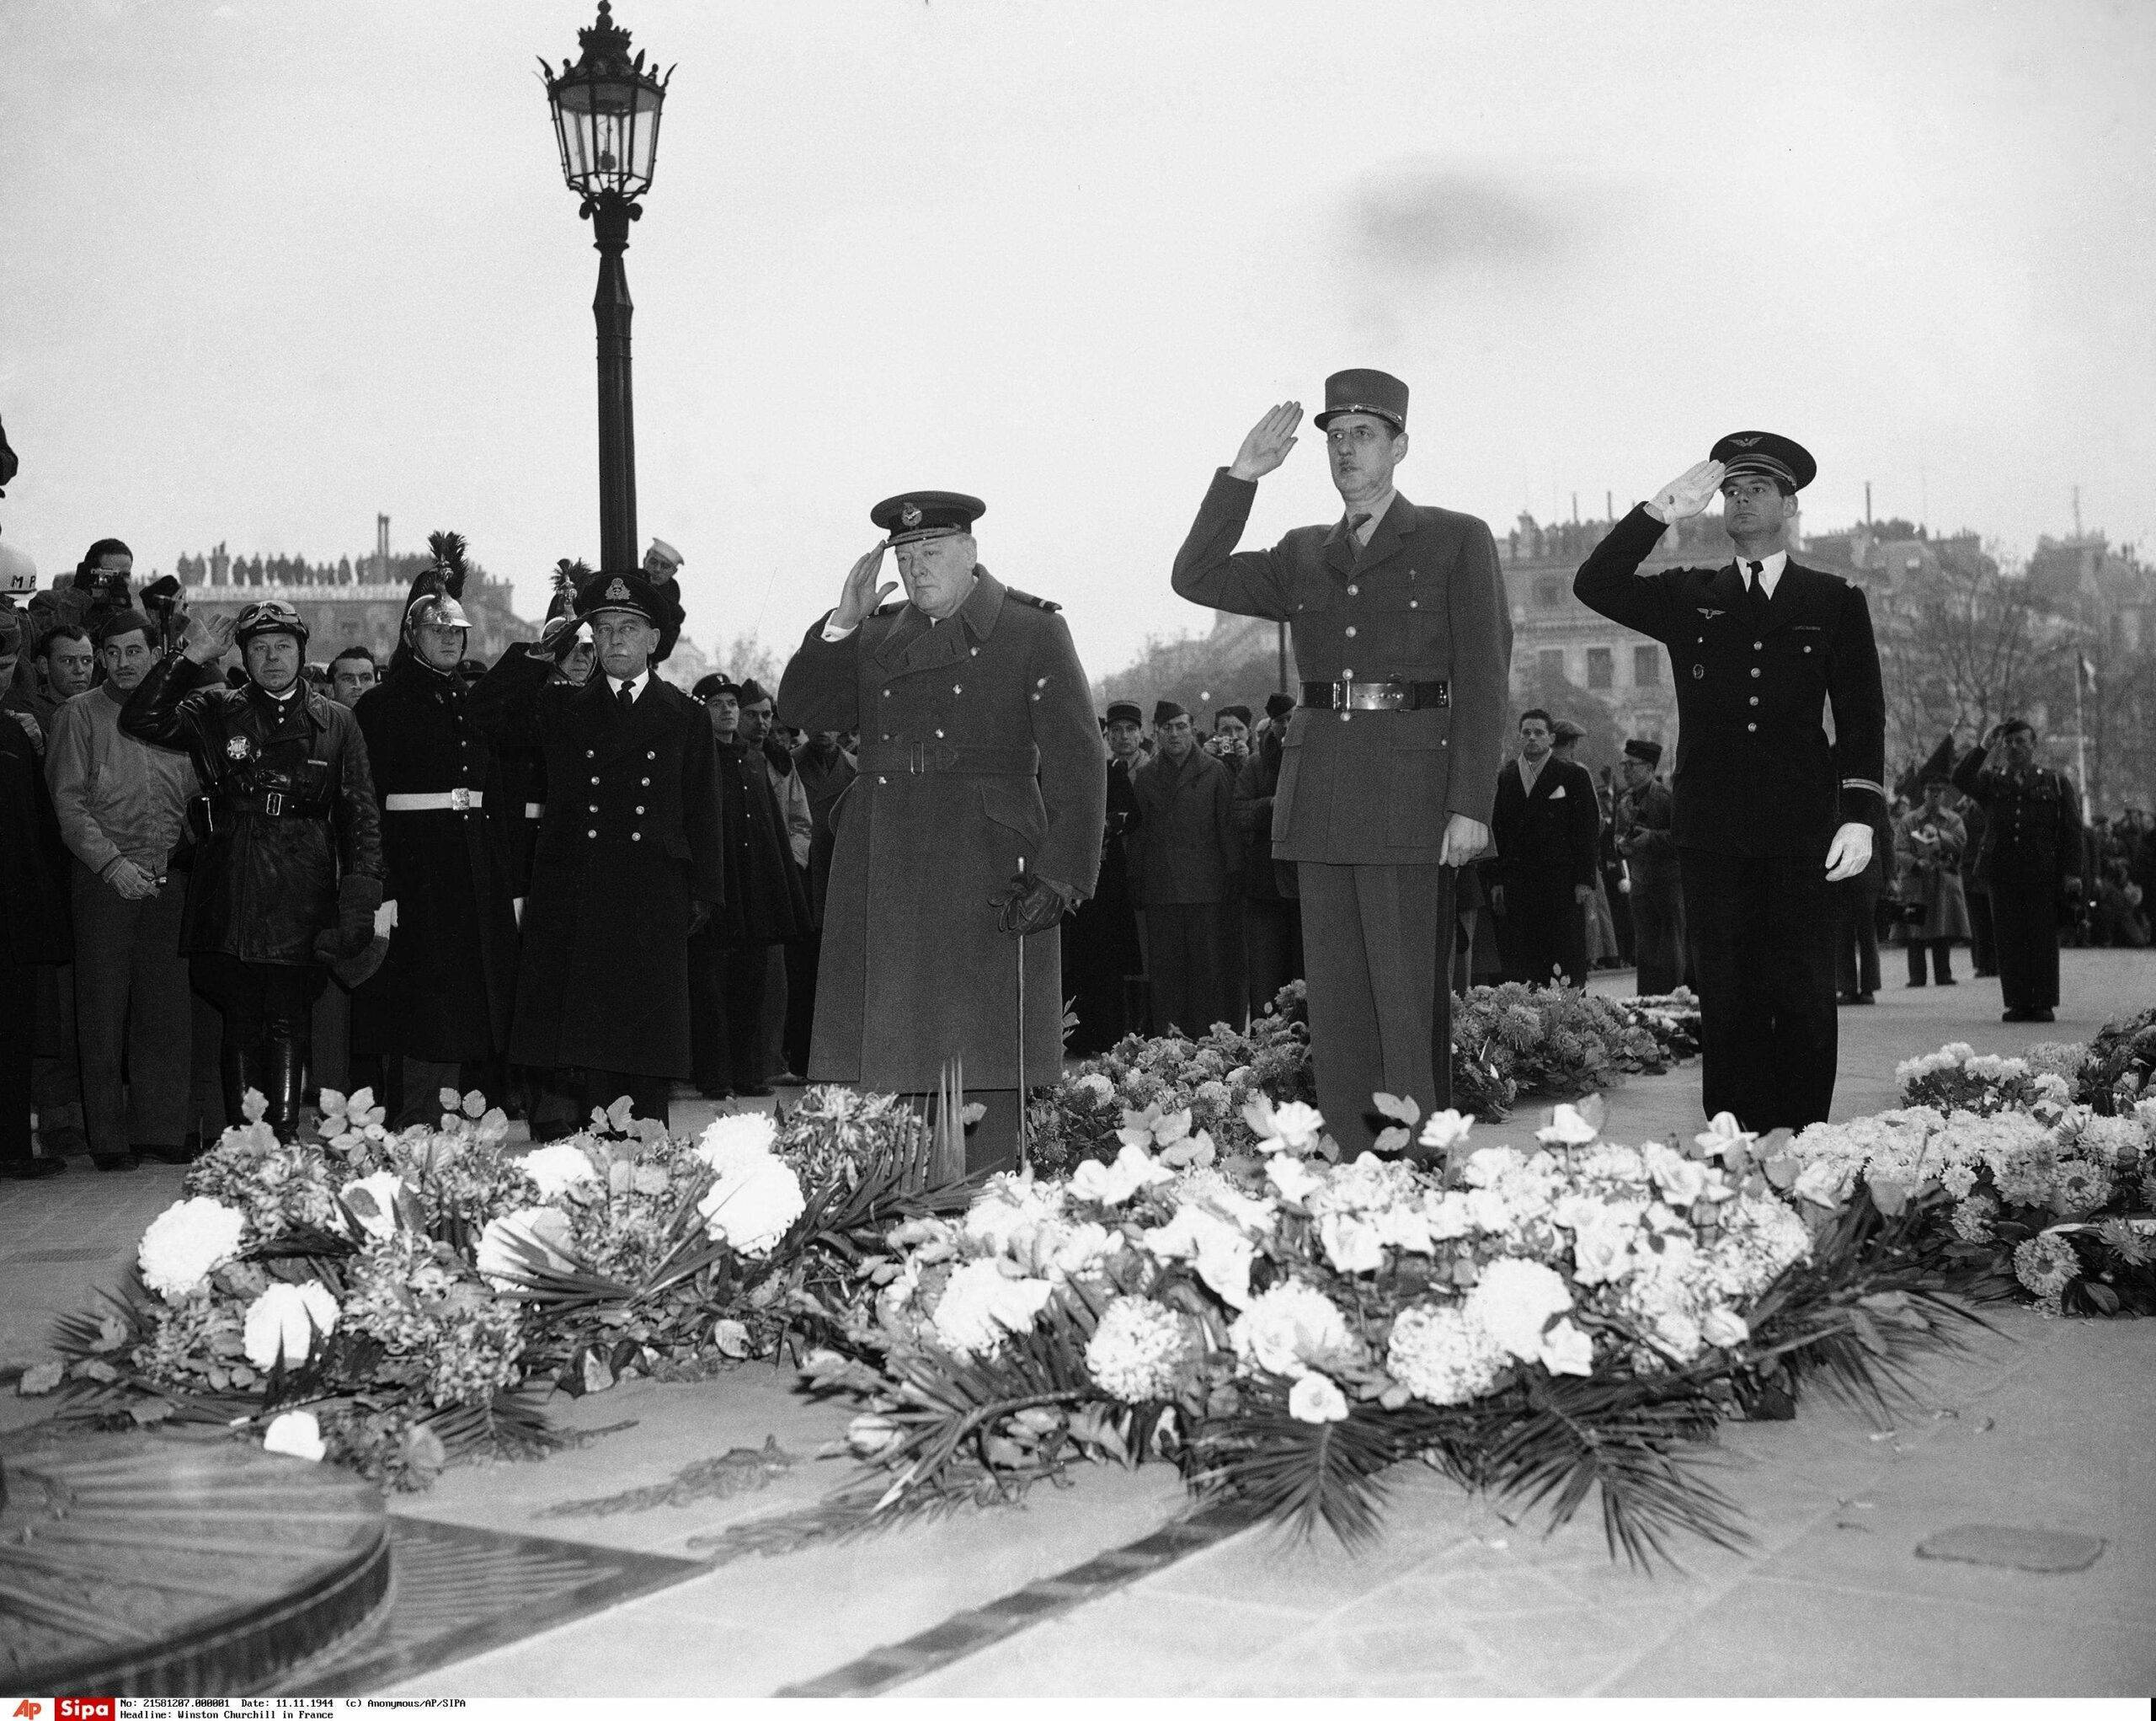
1366 679 1408 711
449 787 471 811
263 789 285 816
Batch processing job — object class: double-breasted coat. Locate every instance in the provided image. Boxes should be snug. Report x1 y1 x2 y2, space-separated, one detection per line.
122 658 383 966
353 660 520 1061
470 647 724 1079
1892 805 1972 942
776 568 1106 1093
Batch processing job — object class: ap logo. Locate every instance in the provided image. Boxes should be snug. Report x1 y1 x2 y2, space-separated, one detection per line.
13 1701 45 1718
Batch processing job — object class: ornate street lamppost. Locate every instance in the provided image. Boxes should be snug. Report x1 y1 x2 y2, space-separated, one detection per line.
541 3 672 576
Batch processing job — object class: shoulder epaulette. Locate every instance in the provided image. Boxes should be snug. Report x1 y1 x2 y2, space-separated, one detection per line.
1004 587 1060 613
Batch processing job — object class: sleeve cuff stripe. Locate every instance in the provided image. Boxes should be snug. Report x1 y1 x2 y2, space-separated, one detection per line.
1841 778 1886 796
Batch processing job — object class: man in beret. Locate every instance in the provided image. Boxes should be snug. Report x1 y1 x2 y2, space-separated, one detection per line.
1613 738 1684 994
1575 435 1886 1130
1172 371 1513 1153
778 492 1105 1169
471 569 723 1131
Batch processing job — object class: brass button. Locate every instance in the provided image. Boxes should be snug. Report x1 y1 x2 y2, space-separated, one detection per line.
1750 668 1761 678
1749 697 1758 706
587 827 598 836
632 831 642 842
1344 626 1358 638
1409 600 1418 609
1747 724 1758 734
1346 584 1358 596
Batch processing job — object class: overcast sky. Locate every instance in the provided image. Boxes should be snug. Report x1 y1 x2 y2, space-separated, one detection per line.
4 0 2151 679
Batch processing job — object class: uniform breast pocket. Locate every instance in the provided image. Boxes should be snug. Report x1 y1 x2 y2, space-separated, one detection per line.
1273 725 1306 829
979 778 1048 847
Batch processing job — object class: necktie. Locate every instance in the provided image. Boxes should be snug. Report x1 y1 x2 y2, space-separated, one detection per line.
1745 559 1769 624
616 680 635 719
1348 513 1371 564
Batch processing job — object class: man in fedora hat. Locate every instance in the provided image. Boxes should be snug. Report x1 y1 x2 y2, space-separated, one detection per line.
778 491 1105 1169
471 567 723 1131
1171 371 1512 1154
1612 737 1683 994
1574 435 1886 1130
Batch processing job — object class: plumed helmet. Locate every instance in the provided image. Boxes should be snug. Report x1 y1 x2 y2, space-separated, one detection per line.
234 598 309 649
403 530 472 641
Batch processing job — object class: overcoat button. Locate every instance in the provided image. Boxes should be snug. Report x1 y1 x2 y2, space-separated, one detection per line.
1409 600 1418 609
1344 626 1357 638
1753 642 1763 651
1347 585 1358 596
1693 665 1705 680
1749 697 1758 707
635 805 645 815
1750 668 1761 678
632 832 642 842
587 828 598 836
1747 724 1758 734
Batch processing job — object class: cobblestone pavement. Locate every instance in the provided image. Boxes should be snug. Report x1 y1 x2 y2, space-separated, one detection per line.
6 951 2152 1697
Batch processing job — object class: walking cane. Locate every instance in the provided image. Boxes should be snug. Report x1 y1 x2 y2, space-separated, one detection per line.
1014 857 1030 1171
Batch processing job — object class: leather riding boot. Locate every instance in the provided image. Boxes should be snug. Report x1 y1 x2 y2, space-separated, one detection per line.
262 1027 308 1144
221 1040 259 1132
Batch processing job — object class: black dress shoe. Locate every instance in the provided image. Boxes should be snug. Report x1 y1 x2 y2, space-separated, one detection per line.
697 1085 734 1101
1854 991 1876 1005
735 1082 774 1098
1937 976 1956 986
90 1152 139 1173
2027 1007 2055 1024
0 1157 66 1179
2001 1008 2032 1023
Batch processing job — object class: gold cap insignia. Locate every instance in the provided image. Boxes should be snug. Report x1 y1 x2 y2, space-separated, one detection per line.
606 577 630 601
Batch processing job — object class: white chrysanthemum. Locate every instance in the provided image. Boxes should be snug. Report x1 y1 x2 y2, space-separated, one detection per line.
931 1259 1055 1355
1266 1101 1327 1152
1462 1258 1573 1361
1288 1373 1350 1424
698 1152 805 1258
262 1410 326 1462
138 1197 246 1301
2076 1114 2145 1169
1084 1296 1196 1403
517 1141 600 1201
243 1280 340 1371
477 1206 579 1291
694 1110 780 1177
2013 1232 2080 1299
963 1172 1061 1253
1078 1072 1116 1104
1142 1203 1256 1308
1228 1279 1360 1378
1951 1193 1999 1243
341 1170 408 1239
1386 1303 1508 1405
1319 1212 1385 1275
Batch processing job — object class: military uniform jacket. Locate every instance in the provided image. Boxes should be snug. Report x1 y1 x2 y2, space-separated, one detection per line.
1171 472 1513 865
470 647 724 1079
776 567 1106 1092
1574 506 1886 857
1951 746 2082 888
1613 778 1680 896
354 661 520 1061
1489 757 1600 891
123 656 383 966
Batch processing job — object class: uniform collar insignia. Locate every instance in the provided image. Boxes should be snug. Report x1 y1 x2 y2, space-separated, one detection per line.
1698 607 1726 618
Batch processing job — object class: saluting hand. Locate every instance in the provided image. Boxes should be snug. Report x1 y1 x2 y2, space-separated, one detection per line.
1229 402 1302 482
182 610 237 665
1646 459 1726 523
832 540 897 632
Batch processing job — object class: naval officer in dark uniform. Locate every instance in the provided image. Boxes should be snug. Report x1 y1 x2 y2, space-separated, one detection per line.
1575 436 1886 1132
1171 371 1513 1155
1951 719 2082 1023
470 569 723 1130
777 492 1106 1170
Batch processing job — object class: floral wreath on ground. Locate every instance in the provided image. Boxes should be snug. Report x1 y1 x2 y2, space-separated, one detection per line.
1783 1012 2156 1317
1028 981 1700 1177
804 1088 1973 1566
29 1085 970 1489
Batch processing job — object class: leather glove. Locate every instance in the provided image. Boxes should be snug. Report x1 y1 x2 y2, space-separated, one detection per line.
315 874 384 964
990 870 1070 937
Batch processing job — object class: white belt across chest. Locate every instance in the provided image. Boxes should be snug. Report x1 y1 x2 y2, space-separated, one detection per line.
382 788 483 813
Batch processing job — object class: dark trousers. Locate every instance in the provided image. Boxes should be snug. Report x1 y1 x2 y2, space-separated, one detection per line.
1680 848 1838 1133
192 957 325 1056
1992 874 2062 1011
1495 875 1589 989
72 869 194 1157
0 958 40 1162
1142 901 1243 1037
1904 938 1956 985
1299 861 1454 1158
1243 896 1305 1020
1630 880 1685 996
31 962 84 1152
312 976 352 1098
689 933 771 1093
1604 865 1635 964
1968 886 1997 975
1837 882 1881 997
783 931 820 1080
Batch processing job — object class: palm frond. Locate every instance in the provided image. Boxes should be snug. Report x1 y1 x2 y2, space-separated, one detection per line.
1185 1377 1403 1548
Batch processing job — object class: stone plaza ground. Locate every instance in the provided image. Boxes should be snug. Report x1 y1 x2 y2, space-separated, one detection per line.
2 949 2151 1697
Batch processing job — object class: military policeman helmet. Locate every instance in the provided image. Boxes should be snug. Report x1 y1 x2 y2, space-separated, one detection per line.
1710 431 1816 494
234 597 310 648
1313 368 1409 432
870 491 985 547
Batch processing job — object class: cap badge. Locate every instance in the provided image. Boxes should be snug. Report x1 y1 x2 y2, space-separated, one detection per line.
606 577 630 601
1729 435 1761 447
900 502 923 528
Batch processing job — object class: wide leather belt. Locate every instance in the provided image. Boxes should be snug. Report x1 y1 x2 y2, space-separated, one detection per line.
857 739 1041 778
227 791 331 820
1302 677 1449 712
383 788 483 812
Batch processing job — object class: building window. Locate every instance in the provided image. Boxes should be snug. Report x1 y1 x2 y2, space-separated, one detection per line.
1537 648 1567 684
1534 578 1562 608
1634 644 1662 686
1587 647 1613 690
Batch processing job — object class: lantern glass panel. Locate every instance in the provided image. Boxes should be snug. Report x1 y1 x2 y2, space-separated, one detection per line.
553 76 663 197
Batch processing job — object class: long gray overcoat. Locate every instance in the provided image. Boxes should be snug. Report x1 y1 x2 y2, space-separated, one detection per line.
776 569 1106 1093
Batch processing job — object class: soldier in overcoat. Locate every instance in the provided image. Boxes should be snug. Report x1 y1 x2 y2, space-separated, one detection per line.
351 535 520 1120
1171 372 1513 1155
777 492 1105 1169
1574 436 1886 1132
1951 719 2082 1023
469 571 723 1129
1612 738 1685 995
1892 741 1972 989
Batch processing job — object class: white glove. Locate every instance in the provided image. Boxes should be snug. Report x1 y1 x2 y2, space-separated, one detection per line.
1644 459 1726 524
374 899 399 938
1823 823 1873 884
